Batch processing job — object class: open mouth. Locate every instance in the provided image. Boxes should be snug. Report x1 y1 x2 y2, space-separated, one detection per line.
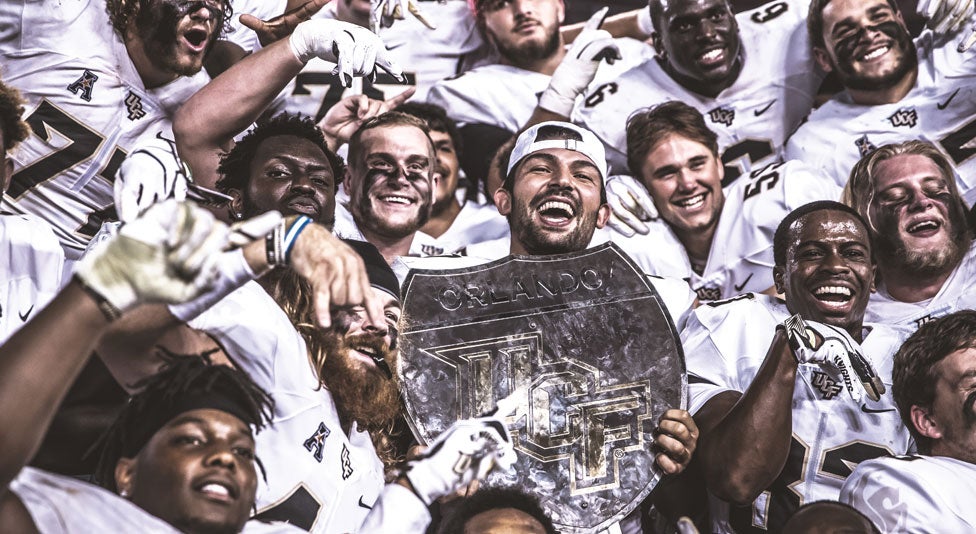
182 28 209 53
537 199 576 226
813 284 854 309
859 44 890 62
378 194 415 207
697 47 726 67
906 218 941 237
674 192 707 210
195 480 237 503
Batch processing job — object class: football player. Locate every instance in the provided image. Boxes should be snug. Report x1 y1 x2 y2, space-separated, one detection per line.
686 201 914 533
0 0 231 258
399 102 509 256
841 310 976 531
787 0 976 204
843 140 976 328
0 80 63 342
616 101 840 301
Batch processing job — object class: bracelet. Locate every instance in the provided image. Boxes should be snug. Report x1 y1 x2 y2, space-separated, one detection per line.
283 216 312 264
73 274 123 322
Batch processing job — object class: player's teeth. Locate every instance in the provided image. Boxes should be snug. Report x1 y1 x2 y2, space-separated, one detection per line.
540 201 574 216
700 49 722 61
678 194 705 208
861 46 888 61
382 196 410 204
814 286 852 297
201 484 229 497
908 221 937 232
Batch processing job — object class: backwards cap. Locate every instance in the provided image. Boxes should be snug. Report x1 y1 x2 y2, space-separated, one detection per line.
506 121 608 182
343 239 401 302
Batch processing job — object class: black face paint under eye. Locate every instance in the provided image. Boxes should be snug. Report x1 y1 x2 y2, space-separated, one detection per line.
176 0 226 25
963 390 976 426
834 21 907 64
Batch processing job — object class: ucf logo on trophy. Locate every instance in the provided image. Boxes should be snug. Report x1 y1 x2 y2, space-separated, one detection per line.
398 243 686 533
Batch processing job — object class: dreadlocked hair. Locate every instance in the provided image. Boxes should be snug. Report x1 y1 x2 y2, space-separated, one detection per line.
93 350 274 491
259 268 402 470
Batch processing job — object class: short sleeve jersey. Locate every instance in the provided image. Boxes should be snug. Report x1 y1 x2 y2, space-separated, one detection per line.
0 0 209 259
785 30 976 203
683 293 914 533
409 202 510 257
577 0 821 178
611 161 841 301
0 214 64 343
841 455 976 533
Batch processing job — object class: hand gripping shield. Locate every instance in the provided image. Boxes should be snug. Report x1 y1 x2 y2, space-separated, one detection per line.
397 243 686 533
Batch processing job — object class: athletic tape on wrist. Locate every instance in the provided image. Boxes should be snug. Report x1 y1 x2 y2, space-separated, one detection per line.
283 216 312 264
168 249 258 322
73 274 124 322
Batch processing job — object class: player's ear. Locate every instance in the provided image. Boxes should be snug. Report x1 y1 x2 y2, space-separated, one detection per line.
557 0 565 25
870 263 877 293
494 188 512 216
773 265 786 294
910 404 943 442
813 47 833 73
115 458 137 498
227 189 244 220
651 33 665 58
595 203 611 229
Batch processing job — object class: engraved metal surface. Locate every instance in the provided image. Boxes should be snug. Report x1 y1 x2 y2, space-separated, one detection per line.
398 243 686 533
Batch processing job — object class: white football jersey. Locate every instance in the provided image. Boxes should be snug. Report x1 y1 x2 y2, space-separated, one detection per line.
9 467 304 534
0 0 209 259
409 202 509 256
785 30 976 203
841 455 976 533
189 282 386 533
425 37 654 133
0 214 63 343
576 0 821 178
865 242 976 329
683 293 914 533
376 0 487 102
611 161 841 301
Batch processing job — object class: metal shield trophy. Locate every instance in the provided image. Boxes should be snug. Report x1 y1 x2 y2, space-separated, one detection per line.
398 243 686 533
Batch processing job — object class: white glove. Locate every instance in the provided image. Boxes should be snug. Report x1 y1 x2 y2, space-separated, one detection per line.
372 0 435 30
538 8 621 117
74 200 230 317
606 174 657 237
404 416 516 506
918 0 975 34
779 315 885 403
114 135 190 223
289 19 403 87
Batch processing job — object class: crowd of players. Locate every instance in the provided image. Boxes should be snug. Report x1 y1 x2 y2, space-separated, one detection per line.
0 0 975 532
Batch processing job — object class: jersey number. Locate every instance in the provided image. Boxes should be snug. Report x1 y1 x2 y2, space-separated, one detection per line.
742 162 783 200
721 138 775 186
729 437 893 532
10 100 124 237
939 116 976 166
750 2 788 24
292 72 416 121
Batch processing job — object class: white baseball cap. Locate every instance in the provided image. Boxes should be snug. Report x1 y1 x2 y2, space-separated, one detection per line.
506 121 608 182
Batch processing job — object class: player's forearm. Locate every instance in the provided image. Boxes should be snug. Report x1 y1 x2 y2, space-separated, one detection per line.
174 38 304 184
697 331 798 503
561 9 649 43
0 282 110 488
95 304 187 393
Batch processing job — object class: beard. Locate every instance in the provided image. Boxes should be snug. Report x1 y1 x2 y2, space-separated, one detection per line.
509 189 596 255
319 331 401 433
241 188 334 230
831 21 917 92
875 200 971 276
493 21 561 66
134 0 217 77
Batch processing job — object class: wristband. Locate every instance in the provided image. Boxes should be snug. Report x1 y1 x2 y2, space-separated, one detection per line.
283 216 312 264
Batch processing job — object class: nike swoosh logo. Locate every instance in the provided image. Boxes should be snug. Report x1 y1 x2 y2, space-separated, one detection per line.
734 274 754 292
937 88 960 110
358 496 373 510
860 405 896 414
754 100 776 116
18 305 33 322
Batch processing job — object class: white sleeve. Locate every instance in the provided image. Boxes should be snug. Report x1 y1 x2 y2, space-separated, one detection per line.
680 304 740 414
647 275 696 331
357 483 431 533
840 458 944 533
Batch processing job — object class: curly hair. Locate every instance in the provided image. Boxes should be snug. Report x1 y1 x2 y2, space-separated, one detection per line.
94 352 274 492
0 81 31 152
216 112 343 195
105 0 234 40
